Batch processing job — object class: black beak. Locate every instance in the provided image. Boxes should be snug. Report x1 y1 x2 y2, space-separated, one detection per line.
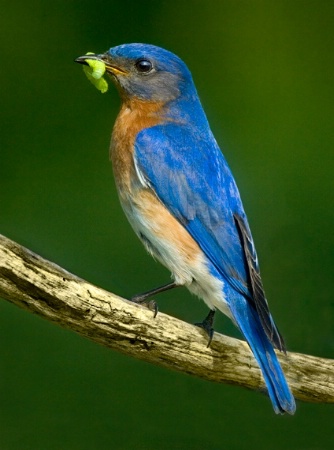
75 54 103 65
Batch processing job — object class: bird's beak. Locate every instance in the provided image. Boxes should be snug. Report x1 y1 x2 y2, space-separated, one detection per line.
75 53 127 76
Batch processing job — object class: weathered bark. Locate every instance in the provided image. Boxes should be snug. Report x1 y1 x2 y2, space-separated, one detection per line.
0 233 333 404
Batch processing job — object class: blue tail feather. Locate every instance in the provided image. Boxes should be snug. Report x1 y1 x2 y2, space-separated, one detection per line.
229 296 296 414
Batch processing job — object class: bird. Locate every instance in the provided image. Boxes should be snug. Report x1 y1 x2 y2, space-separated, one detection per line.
75 43 296 414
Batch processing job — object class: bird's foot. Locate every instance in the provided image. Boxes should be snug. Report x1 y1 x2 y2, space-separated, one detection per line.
130 281 178 318
130 294 158 318
195 309 216 347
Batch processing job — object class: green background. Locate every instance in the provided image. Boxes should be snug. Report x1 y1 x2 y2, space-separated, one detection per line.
1 1 333 449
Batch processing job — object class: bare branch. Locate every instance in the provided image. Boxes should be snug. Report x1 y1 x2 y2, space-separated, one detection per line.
0 233 333 404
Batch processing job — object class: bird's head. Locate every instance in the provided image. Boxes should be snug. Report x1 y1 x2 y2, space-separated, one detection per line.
76 43 196 103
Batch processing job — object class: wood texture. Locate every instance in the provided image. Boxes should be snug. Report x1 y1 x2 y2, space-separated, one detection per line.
0 233 333 404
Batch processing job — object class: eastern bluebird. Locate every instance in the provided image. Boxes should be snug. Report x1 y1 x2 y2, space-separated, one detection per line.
76 43 296 414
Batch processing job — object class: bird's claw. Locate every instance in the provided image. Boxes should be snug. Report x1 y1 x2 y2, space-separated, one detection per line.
195 322 214 347
129 281 178 318
130 295 158 318
195 309 215 347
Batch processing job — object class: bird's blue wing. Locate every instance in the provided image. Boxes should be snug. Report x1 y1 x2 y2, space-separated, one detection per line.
134 123 284 350
135 123 249 290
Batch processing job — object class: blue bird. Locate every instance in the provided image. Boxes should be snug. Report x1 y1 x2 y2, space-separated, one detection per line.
76 43 296 414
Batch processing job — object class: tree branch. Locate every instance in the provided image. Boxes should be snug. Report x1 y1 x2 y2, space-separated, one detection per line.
0 233 333 404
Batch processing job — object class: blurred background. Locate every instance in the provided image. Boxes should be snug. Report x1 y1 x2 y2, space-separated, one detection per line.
1 0 333 448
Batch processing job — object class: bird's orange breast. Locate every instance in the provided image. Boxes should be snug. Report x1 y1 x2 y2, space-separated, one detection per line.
110 97 165 197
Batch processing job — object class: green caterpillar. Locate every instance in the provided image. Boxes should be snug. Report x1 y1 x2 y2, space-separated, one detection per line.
82 52 109 93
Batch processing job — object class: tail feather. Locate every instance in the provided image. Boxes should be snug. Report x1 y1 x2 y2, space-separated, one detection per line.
228 297 296 414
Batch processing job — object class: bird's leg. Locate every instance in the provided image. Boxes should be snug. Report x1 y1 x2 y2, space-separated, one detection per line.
195 309 216 347
130 281 179 318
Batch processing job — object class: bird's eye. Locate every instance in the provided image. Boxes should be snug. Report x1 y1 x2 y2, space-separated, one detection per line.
135 59 153 73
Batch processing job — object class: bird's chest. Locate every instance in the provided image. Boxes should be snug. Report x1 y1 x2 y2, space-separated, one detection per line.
109 110 138 198
109 99 164 202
